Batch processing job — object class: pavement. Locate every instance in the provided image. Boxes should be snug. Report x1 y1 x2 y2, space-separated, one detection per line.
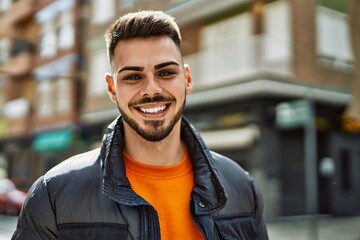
1 214 360 239
0 215 17 240
267 215 360 240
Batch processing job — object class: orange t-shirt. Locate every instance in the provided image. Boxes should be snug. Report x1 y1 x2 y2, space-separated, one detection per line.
123 150 204 240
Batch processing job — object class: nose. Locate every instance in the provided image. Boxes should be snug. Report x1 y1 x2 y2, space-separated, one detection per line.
140 75 163 97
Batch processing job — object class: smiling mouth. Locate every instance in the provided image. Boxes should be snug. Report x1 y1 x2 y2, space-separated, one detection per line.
138 104 169 114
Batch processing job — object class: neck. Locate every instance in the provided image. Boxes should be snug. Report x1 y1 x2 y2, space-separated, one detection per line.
123 121 184 166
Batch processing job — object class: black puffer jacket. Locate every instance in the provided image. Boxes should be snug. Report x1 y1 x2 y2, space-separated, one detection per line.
12 117 268 240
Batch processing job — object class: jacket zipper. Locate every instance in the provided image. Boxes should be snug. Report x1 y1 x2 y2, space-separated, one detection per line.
140 205 160 240
190 196 207 240
140 206 148 240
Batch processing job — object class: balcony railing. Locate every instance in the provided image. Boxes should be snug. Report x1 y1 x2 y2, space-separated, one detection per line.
0 51 33 76
184 34 293 88
0 37 35 76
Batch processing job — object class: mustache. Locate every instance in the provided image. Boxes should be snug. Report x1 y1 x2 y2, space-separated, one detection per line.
129 95 175 107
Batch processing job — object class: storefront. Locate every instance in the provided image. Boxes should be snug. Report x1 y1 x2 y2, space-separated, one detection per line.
184 78 360 218
31 127 89 174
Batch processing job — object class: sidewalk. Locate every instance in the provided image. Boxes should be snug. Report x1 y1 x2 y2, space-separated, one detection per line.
0 215 17 240
267 215 360 240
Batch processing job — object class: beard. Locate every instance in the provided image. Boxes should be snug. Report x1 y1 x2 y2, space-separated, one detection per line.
117 95 186 142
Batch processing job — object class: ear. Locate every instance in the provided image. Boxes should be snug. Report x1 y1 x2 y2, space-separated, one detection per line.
105 73 117 103
184 64 193 95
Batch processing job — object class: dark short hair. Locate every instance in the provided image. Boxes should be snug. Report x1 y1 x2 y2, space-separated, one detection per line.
104 10 182 67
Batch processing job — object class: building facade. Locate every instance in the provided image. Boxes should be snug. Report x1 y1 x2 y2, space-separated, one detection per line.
0 0 359 220
0 0 85 187
0 0 37 187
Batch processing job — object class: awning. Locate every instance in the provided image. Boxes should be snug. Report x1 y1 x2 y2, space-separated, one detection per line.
200 124 261 150
32 129 72 153
187 79 351 108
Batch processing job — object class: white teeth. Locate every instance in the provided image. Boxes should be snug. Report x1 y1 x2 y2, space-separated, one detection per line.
140 105 166 114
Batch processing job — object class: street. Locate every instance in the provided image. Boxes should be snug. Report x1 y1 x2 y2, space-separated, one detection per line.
267 215 360 240
0 215 17 240
0 214 359 240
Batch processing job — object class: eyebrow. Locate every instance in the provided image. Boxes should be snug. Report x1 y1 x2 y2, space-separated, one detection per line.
118 66 144 73
117 61 180 74
154 61 180 70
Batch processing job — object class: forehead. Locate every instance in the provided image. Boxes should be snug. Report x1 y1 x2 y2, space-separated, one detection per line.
112 36 182 70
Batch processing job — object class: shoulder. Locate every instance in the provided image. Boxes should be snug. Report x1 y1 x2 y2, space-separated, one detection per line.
209 151 261 209
25 148 102 215
210 151 252 183
209 151 267 235
45 148 101 179
42 148 102 197
15 148 103 238
23 148 102 208
25 148 102 198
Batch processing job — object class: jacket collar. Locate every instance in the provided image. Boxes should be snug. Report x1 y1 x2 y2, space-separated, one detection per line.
101 116 227 213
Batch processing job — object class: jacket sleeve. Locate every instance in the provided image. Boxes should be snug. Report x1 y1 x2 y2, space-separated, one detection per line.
11 176 58 240
250 176 269 240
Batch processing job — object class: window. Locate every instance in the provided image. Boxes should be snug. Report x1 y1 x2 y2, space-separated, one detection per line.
55 78 71 113
39 21 57 58
316 6 353 68
36 1 75 58
199 13 252 84
92 0 115 24
201 14 251 49
58 24 74 50
89 49 108 96
36 81 54 117
58 11 74 50
195 0 292 85
263 0 291 63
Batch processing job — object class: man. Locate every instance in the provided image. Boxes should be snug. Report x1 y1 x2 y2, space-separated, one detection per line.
12 10 268 240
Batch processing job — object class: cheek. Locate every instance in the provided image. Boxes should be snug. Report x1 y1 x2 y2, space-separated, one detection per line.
116 88 136 107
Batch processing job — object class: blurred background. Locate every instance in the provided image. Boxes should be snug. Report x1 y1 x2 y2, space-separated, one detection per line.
0 0 359 238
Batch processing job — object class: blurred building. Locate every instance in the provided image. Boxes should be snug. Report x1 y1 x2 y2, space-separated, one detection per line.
0 0 37 184
0 0 86 183
30 0 87 172
0 0 359 220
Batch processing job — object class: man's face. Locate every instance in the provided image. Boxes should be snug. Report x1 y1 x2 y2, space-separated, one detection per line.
106 36 193 142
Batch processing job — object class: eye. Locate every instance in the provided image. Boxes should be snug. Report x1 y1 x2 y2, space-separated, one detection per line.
158 70 175 78
123 74 141 81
